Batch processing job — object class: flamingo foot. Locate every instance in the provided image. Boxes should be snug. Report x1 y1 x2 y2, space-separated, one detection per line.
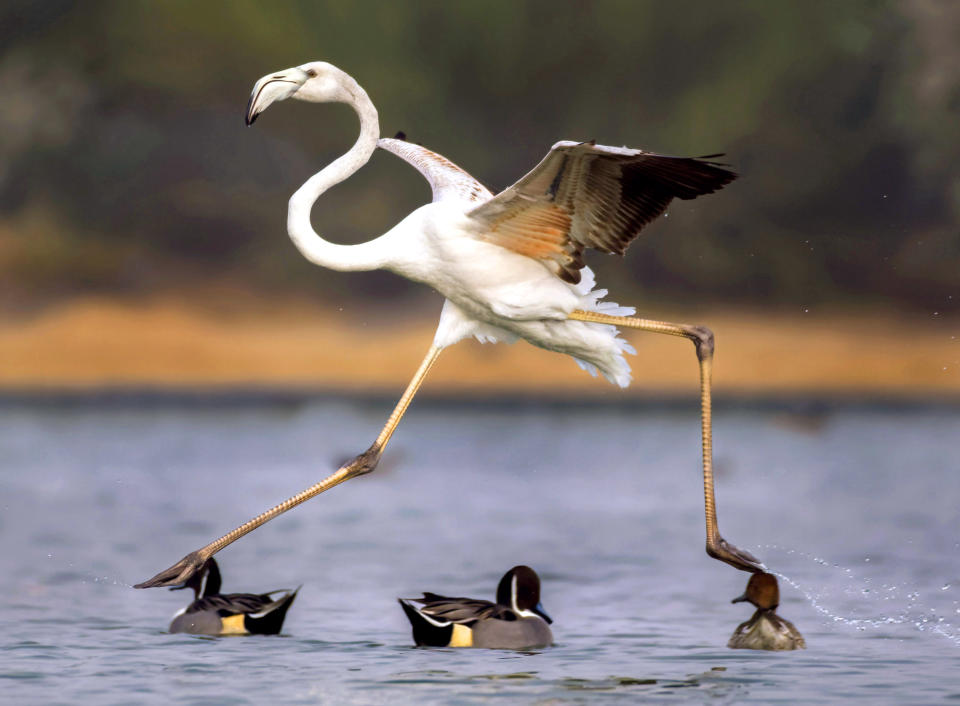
707 536 766 574
134 550 208 589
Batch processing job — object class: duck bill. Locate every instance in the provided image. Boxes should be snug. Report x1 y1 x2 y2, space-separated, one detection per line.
245 68 308 125
731 591 749 604
534 602 553 625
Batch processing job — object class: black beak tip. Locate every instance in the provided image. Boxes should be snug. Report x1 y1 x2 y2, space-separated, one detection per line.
244 92 258 126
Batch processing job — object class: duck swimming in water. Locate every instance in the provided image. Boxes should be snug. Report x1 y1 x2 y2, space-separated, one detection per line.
399 565 553 649
168 557 299 636
728 572 805 650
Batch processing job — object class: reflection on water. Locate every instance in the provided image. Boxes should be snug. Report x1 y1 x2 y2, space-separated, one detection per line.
1 397 959 703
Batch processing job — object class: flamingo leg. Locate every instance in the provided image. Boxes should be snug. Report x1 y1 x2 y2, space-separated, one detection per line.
569 310 764 574
135 344 444 588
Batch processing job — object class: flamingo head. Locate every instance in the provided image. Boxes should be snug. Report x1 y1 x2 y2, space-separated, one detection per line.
245 61 354 125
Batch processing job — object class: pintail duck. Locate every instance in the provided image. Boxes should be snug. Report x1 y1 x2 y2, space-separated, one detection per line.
728 572 805 650
168 557 299 636
399 565 553 649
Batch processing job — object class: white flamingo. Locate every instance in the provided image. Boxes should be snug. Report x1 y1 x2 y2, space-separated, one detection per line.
137 61 763 590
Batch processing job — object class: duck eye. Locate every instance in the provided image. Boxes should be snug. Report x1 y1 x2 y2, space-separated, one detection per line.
305 68 317 78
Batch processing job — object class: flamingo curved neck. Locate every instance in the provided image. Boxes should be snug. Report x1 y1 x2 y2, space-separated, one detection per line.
287 75 386 272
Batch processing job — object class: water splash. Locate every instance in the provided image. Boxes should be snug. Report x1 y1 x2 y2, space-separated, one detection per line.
44 552 134 588
755 544 960 647
87 575 135 588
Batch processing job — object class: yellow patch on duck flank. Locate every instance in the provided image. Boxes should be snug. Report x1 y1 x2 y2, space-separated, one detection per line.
219 614 249 635
448 623 473 647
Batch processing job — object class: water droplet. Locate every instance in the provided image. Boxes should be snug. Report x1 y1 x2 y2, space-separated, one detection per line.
943 584 951 591
864 557 870 562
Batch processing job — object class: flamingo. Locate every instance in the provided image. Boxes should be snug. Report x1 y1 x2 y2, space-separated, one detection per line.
136 61 763 590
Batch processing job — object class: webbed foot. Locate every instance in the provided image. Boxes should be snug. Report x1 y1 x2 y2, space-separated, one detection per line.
134 550 209 589
707 536 765 573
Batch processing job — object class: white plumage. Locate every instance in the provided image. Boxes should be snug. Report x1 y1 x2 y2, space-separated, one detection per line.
248 61 734 387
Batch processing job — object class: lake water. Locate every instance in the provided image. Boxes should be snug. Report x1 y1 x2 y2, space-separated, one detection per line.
2 394 959 704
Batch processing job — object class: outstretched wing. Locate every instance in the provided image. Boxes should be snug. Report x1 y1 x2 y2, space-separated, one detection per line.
378 136 493 204
467 140 737 284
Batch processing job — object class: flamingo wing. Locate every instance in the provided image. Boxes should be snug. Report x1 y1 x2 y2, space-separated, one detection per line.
466 141 737 284
377 136 493 204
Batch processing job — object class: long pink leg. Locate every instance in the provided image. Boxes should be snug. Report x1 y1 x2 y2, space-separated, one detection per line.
569 310 764 574
136 344 443 588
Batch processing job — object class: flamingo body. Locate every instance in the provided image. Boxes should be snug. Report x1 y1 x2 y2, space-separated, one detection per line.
369 199 636 383
251 62 733 387
379 200 638 382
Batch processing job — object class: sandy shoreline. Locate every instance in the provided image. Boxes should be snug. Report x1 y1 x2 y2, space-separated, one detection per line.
1 296 957 397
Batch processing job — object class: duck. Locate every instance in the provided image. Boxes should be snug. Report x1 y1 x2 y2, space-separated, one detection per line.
167 557 299 636
399 565 553 649
727 572 805 650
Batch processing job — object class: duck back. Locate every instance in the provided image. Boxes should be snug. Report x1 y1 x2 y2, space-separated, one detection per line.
728 610 806 651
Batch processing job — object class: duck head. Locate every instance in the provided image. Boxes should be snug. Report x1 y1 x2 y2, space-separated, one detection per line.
732 572 780 612
496 565 552 624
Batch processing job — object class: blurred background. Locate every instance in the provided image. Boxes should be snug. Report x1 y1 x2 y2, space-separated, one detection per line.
1 0 957 397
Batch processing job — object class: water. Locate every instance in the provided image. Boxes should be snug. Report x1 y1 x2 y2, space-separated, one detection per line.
2 396 959 703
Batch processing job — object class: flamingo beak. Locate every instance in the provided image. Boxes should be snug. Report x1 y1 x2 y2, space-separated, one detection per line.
245 68 309 126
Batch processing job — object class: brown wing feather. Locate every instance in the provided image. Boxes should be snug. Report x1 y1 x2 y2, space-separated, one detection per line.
469 141 736 283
